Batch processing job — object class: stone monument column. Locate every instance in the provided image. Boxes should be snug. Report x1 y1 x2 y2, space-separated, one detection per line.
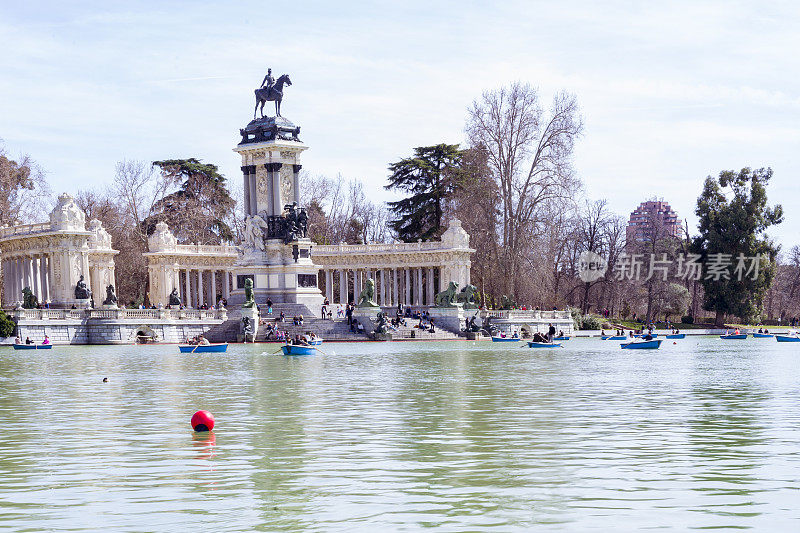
241 165 256 216
266 162 283 216
293 164 302 205
231 89 324 314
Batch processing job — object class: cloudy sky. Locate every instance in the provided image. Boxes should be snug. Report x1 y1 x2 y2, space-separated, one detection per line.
1 1 797 245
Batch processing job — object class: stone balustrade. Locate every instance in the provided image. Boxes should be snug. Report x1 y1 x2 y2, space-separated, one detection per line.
314 240 466 254
0 222 53 239
484 309 572 320
7 307 228 321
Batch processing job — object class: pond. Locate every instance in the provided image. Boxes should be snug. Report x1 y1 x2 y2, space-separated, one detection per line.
0 337 798 531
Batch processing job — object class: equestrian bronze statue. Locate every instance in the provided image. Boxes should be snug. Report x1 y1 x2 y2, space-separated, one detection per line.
254 71 292 118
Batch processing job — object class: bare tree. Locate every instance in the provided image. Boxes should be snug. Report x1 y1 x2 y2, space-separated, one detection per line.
466 83 583 299
300 174 393 245
0 142 51 225
112 160 171 247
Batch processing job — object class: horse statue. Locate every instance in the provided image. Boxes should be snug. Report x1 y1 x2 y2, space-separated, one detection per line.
357 278 379 308
254 74 292 118
434 281 459 307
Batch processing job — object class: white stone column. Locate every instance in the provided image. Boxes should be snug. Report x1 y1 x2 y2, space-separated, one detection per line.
211 270 217 306
40 256 49 302
325 270 333 302
18 258 26 300
392 268 398 307
15 258 23 302
197 270 204 306
427 267 434 306
379 269 386 306
30 256 40 300
1 259 7 306
338 269 347 304
11 258 19 302
403 268 410 305
223 270 230 300
415 268 423 306
184 269 191 307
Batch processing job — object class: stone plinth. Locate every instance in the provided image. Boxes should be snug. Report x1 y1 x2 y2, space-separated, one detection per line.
352 307 391 340
230 237 324 315
428 306 468 336
239 306 259 343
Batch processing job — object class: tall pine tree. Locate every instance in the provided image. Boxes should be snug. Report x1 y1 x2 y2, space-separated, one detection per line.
385 144 462 242
692 167 783 326
145 158 236 244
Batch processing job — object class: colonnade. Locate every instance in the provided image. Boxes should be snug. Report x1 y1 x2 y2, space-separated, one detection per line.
175 268 232 308
1 254 51 306
319 266 439 307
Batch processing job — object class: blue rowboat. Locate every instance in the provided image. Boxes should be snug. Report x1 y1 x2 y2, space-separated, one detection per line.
527 341 562 348
552 336 570 341
635 334 659 338
752 333 774 338
492 336 520 342
12 344 53 350
179 343 228 353
309 339 323 346
720 334 748 340
281 344 317 356
665 334 685 339
775 335 800 343
621 339 662 350
601 335 627 341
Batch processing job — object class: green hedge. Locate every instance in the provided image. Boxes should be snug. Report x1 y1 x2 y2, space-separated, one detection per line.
0 310 15 338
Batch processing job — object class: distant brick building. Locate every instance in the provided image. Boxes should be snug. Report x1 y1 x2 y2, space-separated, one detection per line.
626 199 682 244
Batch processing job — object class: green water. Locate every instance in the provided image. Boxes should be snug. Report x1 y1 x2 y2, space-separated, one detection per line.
0 338 799 531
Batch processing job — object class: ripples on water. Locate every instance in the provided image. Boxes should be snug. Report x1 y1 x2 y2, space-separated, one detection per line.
0 338 799 531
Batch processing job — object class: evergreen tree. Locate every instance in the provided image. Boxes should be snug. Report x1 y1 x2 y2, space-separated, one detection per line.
145 158 236 244
692 168 783 326
385 144 462 242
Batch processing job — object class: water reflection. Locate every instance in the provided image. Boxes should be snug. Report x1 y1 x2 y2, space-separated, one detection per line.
0 339 798 530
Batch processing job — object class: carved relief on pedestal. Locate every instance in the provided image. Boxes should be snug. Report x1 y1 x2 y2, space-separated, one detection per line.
280 165 294 207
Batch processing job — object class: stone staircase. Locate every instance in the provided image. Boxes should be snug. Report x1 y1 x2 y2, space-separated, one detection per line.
203 304 465 343
204 304 369 343
385 321 464 341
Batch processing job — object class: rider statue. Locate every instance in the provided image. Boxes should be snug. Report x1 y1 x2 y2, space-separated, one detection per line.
261 68 275 93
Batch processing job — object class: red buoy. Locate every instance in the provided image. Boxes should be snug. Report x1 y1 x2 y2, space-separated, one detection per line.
191 410 215 432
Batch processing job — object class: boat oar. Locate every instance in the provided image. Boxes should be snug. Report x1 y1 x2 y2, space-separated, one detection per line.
314 346 329 357
271 344 287 355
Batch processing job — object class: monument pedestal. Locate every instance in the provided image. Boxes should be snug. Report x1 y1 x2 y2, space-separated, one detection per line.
239 307 259 343
352 307 391 340
428 306 475 336
229 237 324 316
